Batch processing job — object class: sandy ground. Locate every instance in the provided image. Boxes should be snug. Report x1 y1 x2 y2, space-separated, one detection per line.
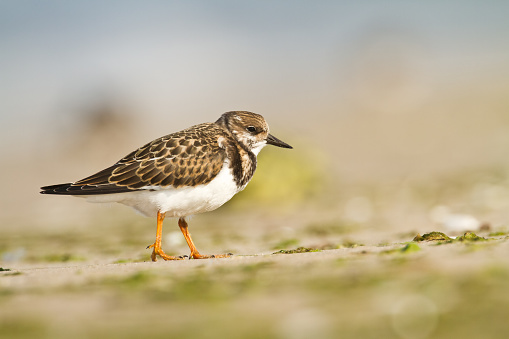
1 204 508 339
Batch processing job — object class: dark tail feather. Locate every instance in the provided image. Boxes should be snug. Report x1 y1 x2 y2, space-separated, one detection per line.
40 183 74 195
40 183 139 195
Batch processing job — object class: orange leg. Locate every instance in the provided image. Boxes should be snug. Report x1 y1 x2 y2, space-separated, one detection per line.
147 211 184 261
178 217 232 259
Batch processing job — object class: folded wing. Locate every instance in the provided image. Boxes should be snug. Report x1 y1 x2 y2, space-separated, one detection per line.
40 123 227 195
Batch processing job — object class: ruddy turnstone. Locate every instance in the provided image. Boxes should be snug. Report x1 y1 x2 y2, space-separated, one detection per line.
41 111 292 261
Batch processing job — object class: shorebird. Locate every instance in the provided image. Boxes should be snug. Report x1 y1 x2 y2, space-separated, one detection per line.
41 111 292 261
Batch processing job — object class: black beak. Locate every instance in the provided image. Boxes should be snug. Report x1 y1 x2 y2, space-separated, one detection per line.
266 134 293 149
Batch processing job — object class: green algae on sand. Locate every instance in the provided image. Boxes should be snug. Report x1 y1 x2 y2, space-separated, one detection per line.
413 232 452 242
273 247 321 254
381 242 421 255
400 242 421 253
413 231 487 243
456 232 486 242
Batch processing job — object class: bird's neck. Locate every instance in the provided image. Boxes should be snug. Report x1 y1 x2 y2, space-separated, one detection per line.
226 137 257 190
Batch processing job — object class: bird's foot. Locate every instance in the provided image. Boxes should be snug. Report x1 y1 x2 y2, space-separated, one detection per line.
188 252 233 259
146 243 185 262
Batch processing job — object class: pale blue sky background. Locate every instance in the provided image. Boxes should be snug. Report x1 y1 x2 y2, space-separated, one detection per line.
1 1 508 150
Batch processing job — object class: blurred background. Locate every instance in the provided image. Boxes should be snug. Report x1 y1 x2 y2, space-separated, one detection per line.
1 0 509 241
2 2 509 339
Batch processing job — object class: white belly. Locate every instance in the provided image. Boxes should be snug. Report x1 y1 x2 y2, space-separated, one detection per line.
82 162 241 217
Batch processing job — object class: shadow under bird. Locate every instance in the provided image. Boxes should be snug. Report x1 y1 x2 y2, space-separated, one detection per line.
40 111 292 261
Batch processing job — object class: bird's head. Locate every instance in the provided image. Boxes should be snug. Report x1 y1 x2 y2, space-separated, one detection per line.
216 111 292 155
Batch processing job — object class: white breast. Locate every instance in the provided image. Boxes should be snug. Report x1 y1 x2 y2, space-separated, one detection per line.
82 160 242 217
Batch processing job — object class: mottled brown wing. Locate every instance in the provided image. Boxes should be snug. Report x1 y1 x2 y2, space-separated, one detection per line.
40 123 228 195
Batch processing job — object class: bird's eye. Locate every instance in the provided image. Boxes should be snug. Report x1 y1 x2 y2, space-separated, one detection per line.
246 126 257 133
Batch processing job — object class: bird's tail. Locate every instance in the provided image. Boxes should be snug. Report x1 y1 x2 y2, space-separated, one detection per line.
40 183 75 195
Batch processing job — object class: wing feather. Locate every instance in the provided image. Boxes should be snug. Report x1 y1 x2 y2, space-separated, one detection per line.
40 123 229 195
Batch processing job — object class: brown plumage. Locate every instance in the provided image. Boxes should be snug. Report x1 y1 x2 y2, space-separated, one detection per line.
42 123 231 194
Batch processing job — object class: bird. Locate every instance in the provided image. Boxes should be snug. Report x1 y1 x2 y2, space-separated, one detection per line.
40 111 293 261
